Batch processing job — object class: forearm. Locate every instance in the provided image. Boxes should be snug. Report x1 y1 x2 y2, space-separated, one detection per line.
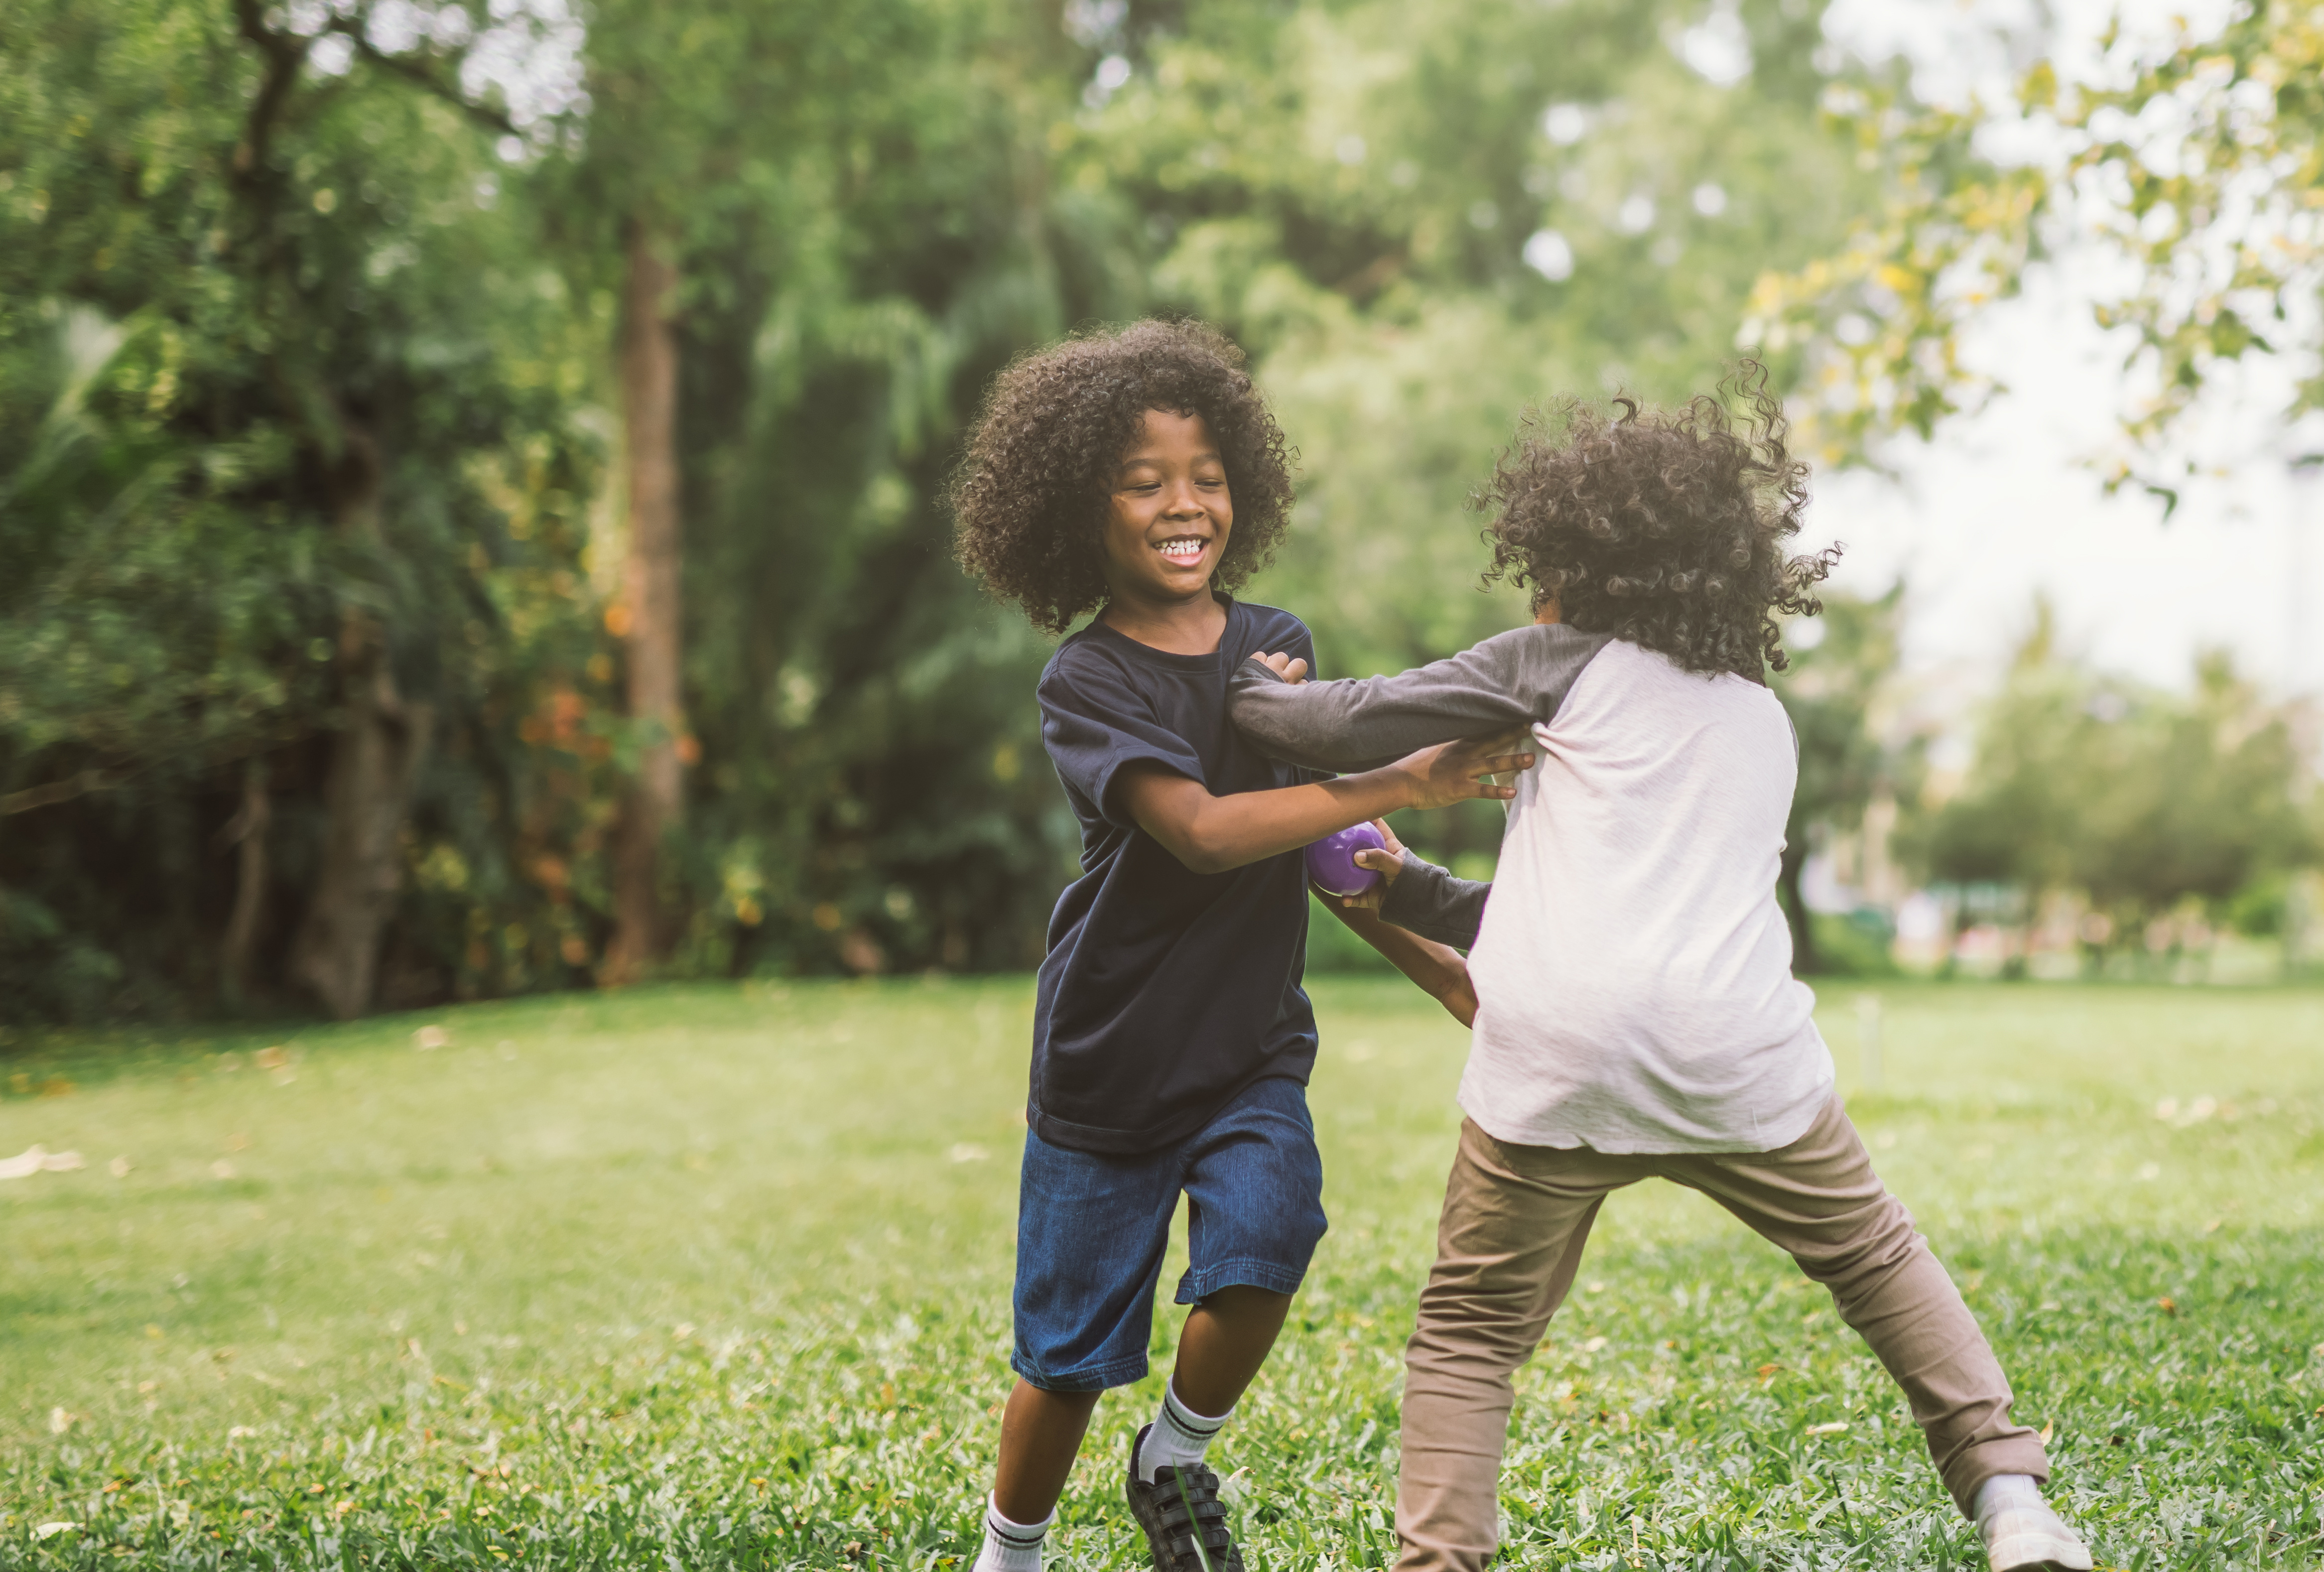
1325 900 1468 1000
1135 771 1417 875
1378 851 1492 949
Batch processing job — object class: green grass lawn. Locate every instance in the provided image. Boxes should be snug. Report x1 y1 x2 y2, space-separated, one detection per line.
2 978 2320 1570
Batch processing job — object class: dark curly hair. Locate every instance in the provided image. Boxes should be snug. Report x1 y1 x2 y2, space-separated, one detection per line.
950 319 1296 635
1477 362 1837 676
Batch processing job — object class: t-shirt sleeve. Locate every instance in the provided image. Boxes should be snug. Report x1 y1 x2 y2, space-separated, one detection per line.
1228 624 1610 773
1378 849 1491 949
1039 651 1205 829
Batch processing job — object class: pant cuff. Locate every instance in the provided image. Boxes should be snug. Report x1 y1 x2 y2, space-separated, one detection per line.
1943 1435 2052 1517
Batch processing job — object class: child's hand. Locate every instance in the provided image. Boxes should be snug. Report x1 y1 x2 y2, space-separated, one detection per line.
1395 729 1534 810
1331 820 1404 910
1256 651 1309 683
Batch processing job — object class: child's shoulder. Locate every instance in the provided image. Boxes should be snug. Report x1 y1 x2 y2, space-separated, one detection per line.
1038 623 1120 692
1230 599 1312 655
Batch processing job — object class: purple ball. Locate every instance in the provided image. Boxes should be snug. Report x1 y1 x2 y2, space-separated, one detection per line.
1305 822 1388 897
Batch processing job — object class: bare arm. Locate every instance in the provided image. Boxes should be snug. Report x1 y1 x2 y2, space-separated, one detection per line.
1324 901 1477 1027
1116 732 1534 877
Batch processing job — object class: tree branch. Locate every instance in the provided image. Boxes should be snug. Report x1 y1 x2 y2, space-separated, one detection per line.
345 29 522 139
0 770 126 816
230 0 308 192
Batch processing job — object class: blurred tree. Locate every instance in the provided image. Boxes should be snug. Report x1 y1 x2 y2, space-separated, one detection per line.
0 0 1947 1017
552 0 1128 980
1905 603 2091 906
0 0 600 1019
1770 585 1913 972
1904 606 2315 968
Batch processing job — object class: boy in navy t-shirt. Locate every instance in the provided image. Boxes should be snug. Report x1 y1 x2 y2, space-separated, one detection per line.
951 320 1531 1572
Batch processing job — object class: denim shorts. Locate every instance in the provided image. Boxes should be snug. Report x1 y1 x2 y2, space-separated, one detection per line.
1012 1075 1328 1392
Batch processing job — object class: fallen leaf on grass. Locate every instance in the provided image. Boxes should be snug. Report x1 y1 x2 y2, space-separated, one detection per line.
1756 1363 1783 1378
2039 1421 2054 1443
33 1523 77 1540
0 1145 87 1179
254 1046 288 1070
48 1407 75 1434
2158 1297 2177 1316
414 1025 449 1050
1581 1336 1609 1353
1805 1422 1849 1436
109 1156 131 1177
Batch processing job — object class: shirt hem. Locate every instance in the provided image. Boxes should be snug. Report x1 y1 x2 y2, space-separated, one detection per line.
1457 1072 1833 1156
1030 1056 1315 1157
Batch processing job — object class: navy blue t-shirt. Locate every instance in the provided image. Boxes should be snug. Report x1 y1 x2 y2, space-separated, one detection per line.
1030 597 1321 1156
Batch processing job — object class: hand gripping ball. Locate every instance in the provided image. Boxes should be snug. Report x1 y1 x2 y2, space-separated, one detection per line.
1305 822 1387 897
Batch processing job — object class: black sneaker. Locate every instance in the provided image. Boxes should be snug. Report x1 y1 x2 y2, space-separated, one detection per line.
1124 1425 1244 1572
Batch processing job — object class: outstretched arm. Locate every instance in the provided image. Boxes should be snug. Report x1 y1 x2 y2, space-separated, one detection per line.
1116 731 1534 876
1228 624 1611 773
1323 899 1478 1028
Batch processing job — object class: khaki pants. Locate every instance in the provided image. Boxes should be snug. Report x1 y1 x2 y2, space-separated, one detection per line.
1396 1095 2049 1572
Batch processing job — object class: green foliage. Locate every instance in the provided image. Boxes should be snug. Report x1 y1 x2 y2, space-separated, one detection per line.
7 0 2153 1014
1767 587 1916 972
1763 2 2324 476
0 0 609 1018
2 980 2320 1565
1902 604 2316 949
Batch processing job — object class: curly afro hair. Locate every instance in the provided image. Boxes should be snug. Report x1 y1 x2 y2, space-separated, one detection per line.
951 319 1296 635
1477 362 1837 677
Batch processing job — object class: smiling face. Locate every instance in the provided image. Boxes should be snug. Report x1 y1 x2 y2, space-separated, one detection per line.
1098 408 1233 611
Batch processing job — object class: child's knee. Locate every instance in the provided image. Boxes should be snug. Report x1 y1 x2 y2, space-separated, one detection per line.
1792 1192 1927 1286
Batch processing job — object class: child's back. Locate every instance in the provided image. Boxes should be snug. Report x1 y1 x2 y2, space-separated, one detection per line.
1473 635 1824 1152
1231 615 1829 1152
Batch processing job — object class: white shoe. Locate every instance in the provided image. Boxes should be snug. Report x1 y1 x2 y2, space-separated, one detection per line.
1982 1501 2093 1572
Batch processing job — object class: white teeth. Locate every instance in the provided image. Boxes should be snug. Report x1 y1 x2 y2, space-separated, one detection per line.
1159 539 1204 562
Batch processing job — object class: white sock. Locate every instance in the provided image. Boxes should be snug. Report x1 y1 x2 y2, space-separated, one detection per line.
1973 1474 2043 1524
972 1493 1051 1572
1137 1379 1228 1484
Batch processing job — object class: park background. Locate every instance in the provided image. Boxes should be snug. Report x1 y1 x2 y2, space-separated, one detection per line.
3 0 2322 1568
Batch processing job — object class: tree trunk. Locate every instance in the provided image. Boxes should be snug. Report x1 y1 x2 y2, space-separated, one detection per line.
219 759 272 1006
289 425 436 1020
605 221 686 984
1779 842 1821 975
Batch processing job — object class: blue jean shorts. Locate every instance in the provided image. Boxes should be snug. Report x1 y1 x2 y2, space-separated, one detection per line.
1012 1075 1328 1392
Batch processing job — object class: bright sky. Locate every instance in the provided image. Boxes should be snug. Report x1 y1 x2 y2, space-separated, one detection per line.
1805 0 2324 713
